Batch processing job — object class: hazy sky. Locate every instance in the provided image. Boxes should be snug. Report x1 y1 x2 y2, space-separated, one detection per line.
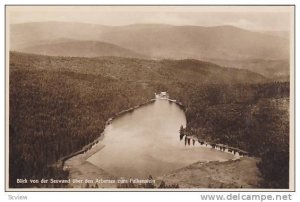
7 6 293 31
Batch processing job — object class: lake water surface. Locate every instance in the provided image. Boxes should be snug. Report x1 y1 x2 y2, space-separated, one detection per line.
87 99 234 178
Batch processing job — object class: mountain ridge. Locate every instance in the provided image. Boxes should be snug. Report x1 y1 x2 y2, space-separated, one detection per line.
19 40 147 59
10 21 289 61
10 22 290 80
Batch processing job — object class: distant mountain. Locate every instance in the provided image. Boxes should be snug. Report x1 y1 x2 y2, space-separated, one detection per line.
10 22 110 50
99 24 290 61
10 22 289 60
261 30 290 39
19 40 146 58
205 58 290 81
10 22 290 80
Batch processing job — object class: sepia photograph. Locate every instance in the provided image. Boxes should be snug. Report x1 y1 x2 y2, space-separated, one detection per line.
5 5 294 191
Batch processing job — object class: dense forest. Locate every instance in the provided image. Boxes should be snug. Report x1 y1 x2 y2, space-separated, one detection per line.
172 83 289 188
9 63 154 187
9 52 290 188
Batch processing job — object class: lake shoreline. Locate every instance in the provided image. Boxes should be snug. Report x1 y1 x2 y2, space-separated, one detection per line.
62 96 256 188
59 97 186 169
58 98 157 168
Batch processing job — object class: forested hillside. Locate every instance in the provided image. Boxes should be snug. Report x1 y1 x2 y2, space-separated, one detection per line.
9 52 290 188
172 83 289 188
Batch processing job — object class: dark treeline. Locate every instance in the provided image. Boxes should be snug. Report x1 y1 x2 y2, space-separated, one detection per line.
9 52 290 189
171 82 289 188
9 66 156 187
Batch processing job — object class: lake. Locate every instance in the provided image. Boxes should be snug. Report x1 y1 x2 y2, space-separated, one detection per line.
87 99 234 178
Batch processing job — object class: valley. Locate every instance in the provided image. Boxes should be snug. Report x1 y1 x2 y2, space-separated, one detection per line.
9 52 290 188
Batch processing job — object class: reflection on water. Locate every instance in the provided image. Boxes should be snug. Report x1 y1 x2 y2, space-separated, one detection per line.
87 99 233 178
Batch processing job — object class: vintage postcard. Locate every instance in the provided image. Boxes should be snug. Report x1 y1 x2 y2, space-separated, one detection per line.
5 5 295 191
